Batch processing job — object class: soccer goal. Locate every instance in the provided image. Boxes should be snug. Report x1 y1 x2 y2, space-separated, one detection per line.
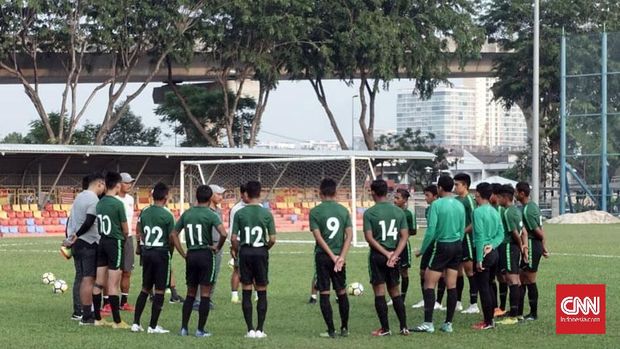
180 156 376 247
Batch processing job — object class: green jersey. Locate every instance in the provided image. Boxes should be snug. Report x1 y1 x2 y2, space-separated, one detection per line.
457 193 476 232
501 205 523 244
96 195 127 240
522 202 542 240
232 204 276 248
309 200 352 255
138 205 175 251
363 201 407 250
175 206 222 250
420 196 465 254
403 207 416 235
473 204 504 262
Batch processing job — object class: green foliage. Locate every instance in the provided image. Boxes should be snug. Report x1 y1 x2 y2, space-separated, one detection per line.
375 128 449 188
155 85 256 147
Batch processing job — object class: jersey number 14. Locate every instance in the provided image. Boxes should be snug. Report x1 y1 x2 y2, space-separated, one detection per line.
379 219 398 241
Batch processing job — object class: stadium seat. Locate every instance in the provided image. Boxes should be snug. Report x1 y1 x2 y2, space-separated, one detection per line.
44 204 53 211
2 204 11 211
18 226 27 234
33 211 42 218
0 226 9 234
57 211 67 218
15 211 24 218
61 204 71 212
59 218 68 225
9 226 18 233
24 211 33 218
50 211 59 218
41 211 50 218
26 218 35 226
0 211 7 219
35 226 45 233
12 204 21 212
35 218 43 225
27 226 36 234
29 204 38 211
53 204 62 211
7 211 16 218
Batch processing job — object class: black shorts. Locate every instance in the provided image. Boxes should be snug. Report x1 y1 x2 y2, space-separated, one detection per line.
428 241 462 272
368 249 400 287
239 246 269 286
399 240 412 269
315 253 346 292
521 239 543 272
142 249 171 291
462 234 474 261
73 239 98 278
420 245 433 270
186 249 217 287
498 242 521 274
97 237 124 270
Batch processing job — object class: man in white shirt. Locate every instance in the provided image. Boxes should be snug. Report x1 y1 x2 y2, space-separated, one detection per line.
228 184 248 304
117 172 136 311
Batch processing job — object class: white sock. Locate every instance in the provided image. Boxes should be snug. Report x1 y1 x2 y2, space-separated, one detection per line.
232 291 238 297
311 294 317 300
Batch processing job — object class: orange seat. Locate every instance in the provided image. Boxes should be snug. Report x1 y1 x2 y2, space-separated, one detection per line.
24 211 33 218
0 219 8 225
2 204 11 211
15 211 24 218
18 226 27 234
7 211 16 218
42 211 50 218
50 211 59 218
57 211 67 218
43 218 53 225
35 218 43 225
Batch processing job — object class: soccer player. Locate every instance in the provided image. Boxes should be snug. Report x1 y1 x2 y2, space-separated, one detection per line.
412 185 445 311
131 183 175 334
67 173 105 326
228 184 248 304
117 173 136 311
412 175 464 334
393 188 416 304
516 181 548 321
364 179 409 336
231 180 276 339
93 172 130 328
310 178 352 338
308 276 318 304
496 184 524 325
171 185 227 337
471 183 504 330
490 183 507 316
454 173 478 314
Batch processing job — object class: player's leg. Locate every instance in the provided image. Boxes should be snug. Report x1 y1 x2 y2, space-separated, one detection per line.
253 249 270 338
461 235 479 314
399 240 411 303
132 249 152 332
369 251 390 336
181 252 198 336
230 246 241 304
456 265 464 311
333 264 349 337
146 251 172 333
522 239 542 320
412 241 444 333
474 250 498 329
412 247 431 309
206 249 223 309
71 248 83 320
238 248 256 337
168 269 184 303
107 239 127 327
436 275 446 310
440 241 462 332
93 242 108 324
498 243 521 325
309 275 318 304
78 241 98 325
196 250 216 337
316 254 335 337
386 268 408 335
120 236 134 311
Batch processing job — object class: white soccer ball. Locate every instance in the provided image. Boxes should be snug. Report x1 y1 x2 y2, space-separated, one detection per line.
227 258 235 269
52 279 68 294
347 282 364 296
42 272 56 285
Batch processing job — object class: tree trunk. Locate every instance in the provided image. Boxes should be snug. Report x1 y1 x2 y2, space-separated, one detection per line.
249 83 270 147
358 77 379 151
308 78 349 150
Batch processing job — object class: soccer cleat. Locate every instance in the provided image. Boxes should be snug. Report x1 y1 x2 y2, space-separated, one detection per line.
411 322 435 333
195 330 212 337
455 301 463 312
79 318 95 326
308 296 317 304
101 303 112 314
494 308 507 317
231 294 240 304
71 313 82 321
411 300 425 309
245 330 256 338
254 330 267 338
131 324 144 332
180 328 189 337
319 331 336 338
472 321 495 330
461 304 480 314
94 319 112 327
496 317 519 325
400 328 410 336
371 328 391 336
386 299 393 306
111 321 131 330
434 302 445 310
340 328 349 337
120 303 135 312
440 322 453 333
524 314 538 321
169 294 184 304
254 292 259 302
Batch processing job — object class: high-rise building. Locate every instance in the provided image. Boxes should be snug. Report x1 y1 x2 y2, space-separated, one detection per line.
396 78 528 150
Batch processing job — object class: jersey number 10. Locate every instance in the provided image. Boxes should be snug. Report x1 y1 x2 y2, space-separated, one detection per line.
97 214 112 235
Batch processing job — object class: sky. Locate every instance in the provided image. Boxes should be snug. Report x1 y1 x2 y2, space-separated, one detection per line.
0 79 435 146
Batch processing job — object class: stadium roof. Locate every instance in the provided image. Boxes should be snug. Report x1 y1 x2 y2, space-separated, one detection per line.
0 144 435 160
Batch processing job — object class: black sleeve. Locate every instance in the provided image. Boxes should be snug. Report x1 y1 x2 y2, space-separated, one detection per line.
75 214 97 237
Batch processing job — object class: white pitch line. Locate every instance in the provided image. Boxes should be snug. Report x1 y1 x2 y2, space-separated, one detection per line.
550 252 620 259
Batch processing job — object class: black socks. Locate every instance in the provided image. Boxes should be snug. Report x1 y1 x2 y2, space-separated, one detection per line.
337 293 349 330
242 290 253 331
133 291 149 325
527 283 538 317
319 294 334 333
423 288 435 323
256 291 268 332
109 295 121 324
150 293 164 329
197 296 210 332
374 296 389 331
181 296 195 330
456 275 464 302
446 288 457 323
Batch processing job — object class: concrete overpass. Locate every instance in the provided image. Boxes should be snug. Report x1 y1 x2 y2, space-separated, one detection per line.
0 44 506 84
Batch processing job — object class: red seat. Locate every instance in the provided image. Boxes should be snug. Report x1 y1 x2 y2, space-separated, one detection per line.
51 218 59 225
9 218 19 225
42 211 50 218
24 211 33 218
7 211 16 218
44 204 53 211
0 219 8 225
35 218 43 225
57 211 67 218
43 218 53 225
50 211 59 218
18 226 27 234
15 211 24 218
2 204 11 211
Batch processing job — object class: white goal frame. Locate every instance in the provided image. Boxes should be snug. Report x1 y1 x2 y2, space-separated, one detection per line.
180 156 376 247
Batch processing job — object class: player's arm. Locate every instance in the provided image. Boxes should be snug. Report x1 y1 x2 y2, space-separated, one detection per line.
74 214 97 237
135 220 142 255
266 214 276 250
418 203 438 256
340 214 353 260
408 210 417 236
312 228 337 260
171 216 186 258
390 226 409 267
362 213 390 257
231 214 240 258
214 224 227 252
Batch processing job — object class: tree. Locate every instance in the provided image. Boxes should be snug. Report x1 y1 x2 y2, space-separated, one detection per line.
0 132 28 144
74 107 161 146
289 1 483 150
375 128 448 188
155 85 256 147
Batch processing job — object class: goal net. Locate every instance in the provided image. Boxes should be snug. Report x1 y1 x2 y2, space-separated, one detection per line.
180 156 376 247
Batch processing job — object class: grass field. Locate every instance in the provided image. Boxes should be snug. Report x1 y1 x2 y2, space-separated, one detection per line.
0 224 618 348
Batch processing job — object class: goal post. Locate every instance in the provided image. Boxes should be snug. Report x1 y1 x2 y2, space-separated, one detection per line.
180 156 376 247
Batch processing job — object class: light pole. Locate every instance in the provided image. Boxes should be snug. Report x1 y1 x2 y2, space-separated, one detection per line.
351 95 359 150
532 0 540 203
